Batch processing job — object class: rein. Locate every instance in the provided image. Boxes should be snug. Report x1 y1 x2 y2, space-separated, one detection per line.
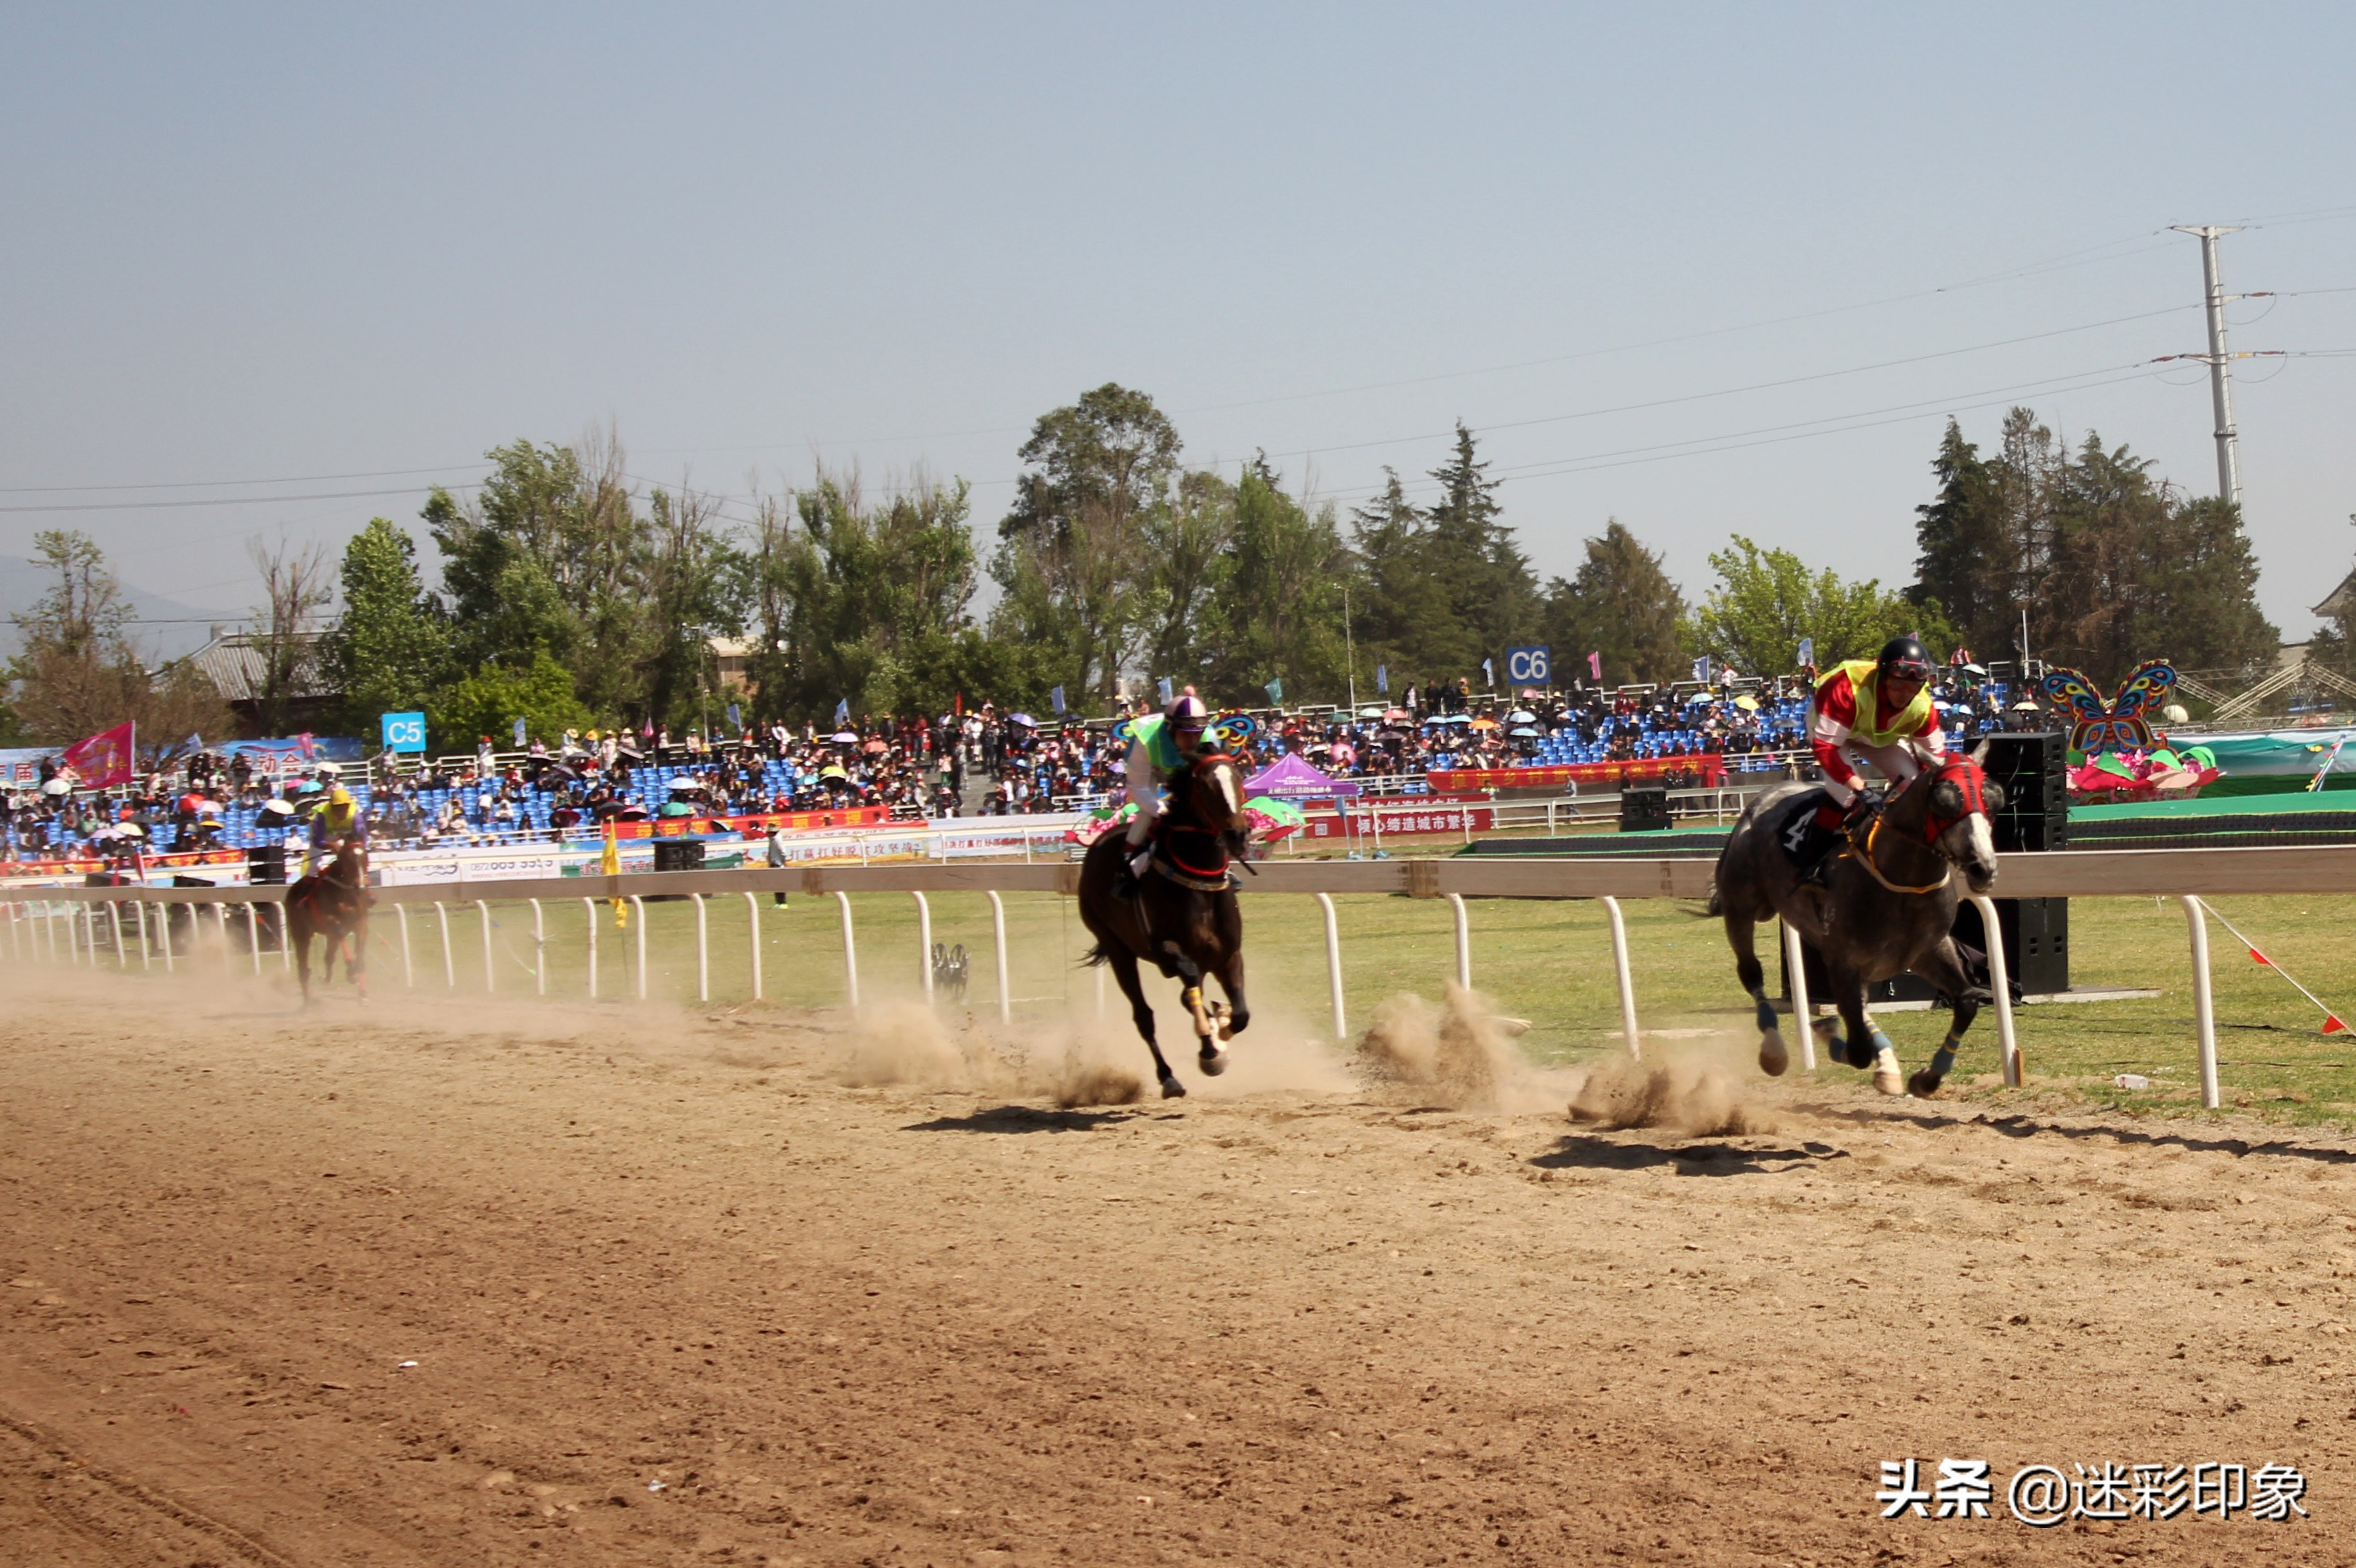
1834 755 1987 896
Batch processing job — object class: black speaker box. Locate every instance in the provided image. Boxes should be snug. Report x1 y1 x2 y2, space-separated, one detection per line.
1619 786 1671 833
1976 731 2068 852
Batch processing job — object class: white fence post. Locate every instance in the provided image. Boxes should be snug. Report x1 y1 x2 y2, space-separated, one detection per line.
583 897 598 1000
478 901 494 993
215 902 232 973
912 891 933 1003
135 902 151 970
630 895 648 1001
530 899 545 996
1314 891 1346 1041
1966 893 2020 1087
246 902 261 976
1600 895 1641 1059
693 893 709 1003
67 900 82 964
435 902 454 990
394 904 413 989
1445 891 1471 991
1781 917 1817 1072
833 890 859 1009
2183 895 2220 1109
158 901 173 973
987 890 1011 1025
743 891 763 1002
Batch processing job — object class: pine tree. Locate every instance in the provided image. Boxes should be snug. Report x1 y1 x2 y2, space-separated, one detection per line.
1538 520 1687 686
1908 420 2012 657
321 518 451 733
1423 422 1538 676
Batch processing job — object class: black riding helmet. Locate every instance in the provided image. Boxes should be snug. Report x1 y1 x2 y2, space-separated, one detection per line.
1876 635 1935 685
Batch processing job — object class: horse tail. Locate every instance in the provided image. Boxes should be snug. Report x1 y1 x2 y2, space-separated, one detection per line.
1081 937 1112 968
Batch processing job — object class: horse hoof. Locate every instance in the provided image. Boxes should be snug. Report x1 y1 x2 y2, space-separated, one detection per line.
1159 1075 1188 1099
1198 1047 1228 1076
1757 1031 1788 1077
1873 1046 1905 1096
1907 1069 1944 1097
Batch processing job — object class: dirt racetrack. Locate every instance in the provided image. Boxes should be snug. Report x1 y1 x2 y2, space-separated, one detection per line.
4 965 2354 1567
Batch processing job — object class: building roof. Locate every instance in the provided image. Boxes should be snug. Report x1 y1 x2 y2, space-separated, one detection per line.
184 630 335 704
2314 568 2356 623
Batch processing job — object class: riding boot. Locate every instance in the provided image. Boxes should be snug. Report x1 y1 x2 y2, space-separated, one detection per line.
1782 801 1847 887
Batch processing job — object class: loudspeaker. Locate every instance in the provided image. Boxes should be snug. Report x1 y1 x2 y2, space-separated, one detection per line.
652 839 706 873
1619 786 1671 833
246 843 287 884
1976 731 2068 852
1781 895 2069 1004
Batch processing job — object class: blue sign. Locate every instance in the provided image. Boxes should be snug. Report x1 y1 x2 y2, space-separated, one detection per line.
1505 645 1551 684
380 711 426 754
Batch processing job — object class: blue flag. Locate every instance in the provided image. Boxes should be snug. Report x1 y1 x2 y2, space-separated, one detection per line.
1264 678 1284 706
1376 664 1388 695
834 697 851 727
1156 677 1174 707
1050 685 1066 716
727 702 742 731
1796 637 1815 669
512 716 527 747
1692 655 1712 682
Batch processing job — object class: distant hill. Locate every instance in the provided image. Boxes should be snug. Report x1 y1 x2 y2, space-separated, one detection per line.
0 557 242 664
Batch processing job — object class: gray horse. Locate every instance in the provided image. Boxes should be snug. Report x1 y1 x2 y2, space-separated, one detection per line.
1710 745 2004 1096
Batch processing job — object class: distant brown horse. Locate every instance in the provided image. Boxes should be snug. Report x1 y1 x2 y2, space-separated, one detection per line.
1077 752 1254 1099
288 842 371 1005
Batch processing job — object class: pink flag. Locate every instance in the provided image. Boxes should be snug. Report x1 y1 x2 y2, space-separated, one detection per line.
61 720 135 789
1587 651 1602 681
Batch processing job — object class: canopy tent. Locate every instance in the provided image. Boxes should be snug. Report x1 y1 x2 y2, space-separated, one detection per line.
1242 752 1361 799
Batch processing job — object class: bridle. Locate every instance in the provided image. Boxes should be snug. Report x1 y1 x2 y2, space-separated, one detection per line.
1840 753 1992 897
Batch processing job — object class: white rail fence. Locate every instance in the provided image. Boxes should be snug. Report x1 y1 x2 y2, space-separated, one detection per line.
10 845 2356 1111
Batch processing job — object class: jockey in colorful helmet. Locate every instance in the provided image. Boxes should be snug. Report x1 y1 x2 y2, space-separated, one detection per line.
1786 635 1946 880
1120 686 1212 883
308 783 367 868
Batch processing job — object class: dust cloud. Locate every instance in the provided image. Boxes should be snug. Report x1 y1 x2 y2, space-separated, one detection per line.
1566 1046 1775 1136
1352 984 1581 1114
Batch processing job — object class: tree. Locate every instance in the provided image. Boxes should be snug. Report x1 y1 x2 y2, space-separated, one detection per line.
426 649 591 749
989 384 1181 702
1421 423 1539 677
5 528 230 745
320 517 451 731
1693 535 1947 675
246 534 332 738
1138 469 1237 686
1907 419 2016 657
1202 456 1350 706
1537 520 1687 686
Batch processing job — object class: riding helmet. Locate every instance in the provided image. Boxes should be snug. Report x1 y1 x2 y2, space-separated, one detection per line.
1876 635 1935 683
1166 686 1210 730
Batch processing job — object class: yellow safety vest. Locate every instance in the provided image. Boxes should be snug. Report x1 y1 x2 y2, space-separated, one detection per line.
1820 658 1931 749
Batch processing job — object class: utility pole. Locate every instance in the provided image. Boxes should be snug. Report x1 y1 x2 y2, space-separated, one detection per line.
2171 225 2245 510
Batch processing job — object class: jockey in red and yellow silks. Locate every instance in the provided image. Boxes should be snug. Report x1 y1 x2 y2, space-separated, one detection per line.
1788 636 1945 878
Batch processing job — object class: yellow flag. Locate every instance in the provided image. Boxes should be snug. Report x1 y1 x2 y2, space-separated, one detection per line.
602 821 627 928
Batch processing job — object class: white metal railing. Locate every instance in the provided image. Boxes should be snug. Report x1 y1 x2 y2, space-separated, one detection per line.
11 845 2355 1109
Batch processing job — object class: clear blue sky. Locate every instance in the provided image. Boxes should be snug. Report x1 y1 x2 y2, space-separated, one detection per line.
4 3 2351 648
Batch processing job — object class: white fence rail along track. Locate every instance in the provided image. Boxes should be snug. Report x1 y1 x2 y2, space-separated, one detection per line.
10 845 2356 1112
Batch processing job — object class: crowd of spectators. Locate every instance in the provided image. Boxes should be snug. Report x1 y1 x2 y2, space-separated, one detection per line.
0 667 2033 864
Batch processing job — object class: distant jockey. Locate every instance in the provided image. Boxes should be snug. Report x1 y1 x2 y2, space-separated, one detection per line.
308 783 366 873
1117 686 1212 890
1786 635 1945 881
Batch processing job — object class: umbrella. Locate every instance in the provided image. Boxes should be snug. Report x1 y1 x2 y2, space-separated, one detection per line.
1468 717 1499 731
863 738 890 754
1508 709 1537 723
1383 707 1410 723
1007 713 1038 727
1510 726 1540 737
829 730 859 743
1356 705 1387 718
41 778 70 796
260 798 295 815
2011 699 2042 712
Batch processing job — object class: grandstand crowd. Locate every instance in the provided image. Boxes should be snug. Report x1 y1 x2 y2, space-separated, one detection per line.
0 668 2028 864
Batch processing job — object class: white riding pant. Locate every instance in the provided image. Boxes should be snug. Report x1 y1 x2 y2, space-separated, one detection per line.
1820 738 1936 807
1124 742 1163 848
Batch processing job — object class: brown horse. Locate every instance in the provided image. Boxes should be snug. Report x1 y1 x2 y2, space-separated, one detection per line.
1077 751 1254 1099
288 841 372 1005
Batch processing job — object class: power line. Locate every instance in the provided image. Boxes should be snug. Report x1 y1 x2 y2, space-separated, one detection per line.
0 481 484 516
0 462 491 497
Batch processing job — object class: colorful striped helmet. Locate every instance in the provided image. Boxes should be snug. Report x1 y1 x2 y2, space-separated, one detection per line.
1166 686 1210 729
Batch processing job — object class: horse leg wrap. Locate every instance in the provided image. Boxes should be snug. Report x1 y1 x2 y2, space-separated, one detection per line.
1748 987 1778 1035
1929 1036 1959 1081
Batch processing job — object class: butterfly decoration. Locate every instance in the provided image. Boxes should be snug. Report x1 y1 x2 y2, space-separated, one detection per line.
1109 711 1259 753
2039 660 2178 755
